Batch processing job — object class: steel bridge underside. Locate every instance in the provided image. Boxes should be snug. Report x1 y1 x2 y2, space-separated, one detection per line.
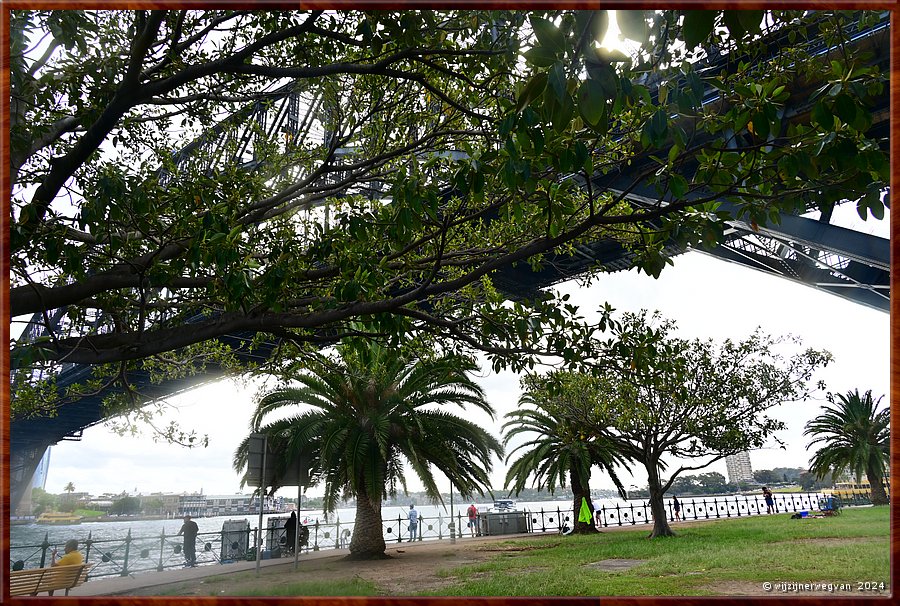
9 13 891 510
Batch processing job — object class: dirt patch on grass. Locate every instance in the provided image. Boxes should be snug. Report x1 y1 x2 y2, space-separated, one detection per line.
129 538 518 596
584 559 646 572
477 542 561 552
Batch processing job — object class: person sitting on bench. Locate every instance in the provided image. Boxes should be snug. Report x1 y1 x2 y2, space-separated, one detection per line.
51 539 83 567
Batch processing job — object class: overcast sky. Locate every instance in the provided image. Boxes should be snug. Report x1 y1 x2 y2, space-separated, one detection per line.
39 207 889 499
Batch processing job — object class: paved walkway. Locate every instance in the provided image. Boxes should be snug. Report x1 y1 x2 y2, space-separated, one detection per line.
69 547 352 596
68 536 505 596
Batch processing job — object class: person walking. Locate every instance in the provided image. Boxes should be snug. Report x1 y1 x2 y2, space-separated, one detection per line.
466 503 478 537
763 487 775 514
407 504 419 542
177 514 200 567
283 511 297 555
672 495 682 521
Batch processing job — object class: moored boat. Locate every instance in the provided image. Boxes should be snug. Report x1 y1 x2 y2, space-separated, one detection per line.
36 511 83 525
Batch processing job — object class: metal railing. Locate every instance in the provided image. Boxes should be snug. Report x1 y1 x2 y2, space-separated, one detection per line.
9 492 876 582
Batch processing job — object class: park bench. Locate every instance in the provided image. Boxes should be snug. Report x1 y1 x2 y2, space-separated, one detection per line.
9 563 93 596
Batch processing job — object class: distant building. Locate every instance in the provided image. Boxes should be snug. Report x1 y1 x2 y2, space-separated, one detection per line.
725 451 754 485
179 493 208 517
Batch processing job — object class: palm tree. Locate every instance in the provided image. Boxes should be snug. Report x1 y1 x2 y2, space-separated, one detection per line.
804 389 889 505
233 339 503 559
64 482 75 504
503 391 630 534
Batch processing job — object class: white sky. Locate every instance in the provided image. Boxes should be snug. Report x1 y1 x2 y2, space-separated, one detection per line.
40 207 890 499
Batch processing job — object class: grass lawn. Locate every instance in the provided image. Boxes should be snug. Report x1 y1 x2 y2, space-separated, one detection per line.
425 506 890 596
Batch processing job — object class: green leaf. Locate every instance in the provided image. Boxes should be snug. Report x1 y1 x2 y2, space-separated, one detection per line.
833 94 857 125
551 95 574 133
524 46 559 67
734 110 751 133
577 10 609 46
750 112 769 139
548 62 567 103
577 79 606 126
658 83 668 105
531 16 566 55
738 11 764 34
811 102 833 128
722 11 746 39
617 10 649 42
670 174 688 198
587 61 618 100
517 72 548 112
682 11 716 49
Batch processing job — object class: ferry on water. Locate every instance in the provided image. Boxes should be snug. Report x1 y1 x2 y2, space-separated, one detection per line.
36 511 83 525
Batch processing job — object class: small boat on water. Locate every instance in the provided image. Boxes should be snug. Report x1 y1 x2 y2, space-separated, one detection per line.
491 499 518 512
36 511 83 525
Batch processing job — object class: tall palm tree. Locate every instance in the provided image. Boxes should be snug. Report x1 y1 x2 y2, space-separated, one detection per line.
64 482 75 503
804 389 889 505
234 339 503 559
503 392 630 534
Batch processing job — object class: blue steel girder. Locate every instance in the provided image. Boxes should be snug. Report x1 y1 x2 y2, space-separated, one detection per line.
599 176 890 313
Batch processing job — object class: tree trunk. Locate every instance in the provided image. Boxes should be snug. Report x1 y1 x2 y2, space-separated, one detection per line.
865 466 889 506
346 492 388 560
646 463 675 538
570 467 598 534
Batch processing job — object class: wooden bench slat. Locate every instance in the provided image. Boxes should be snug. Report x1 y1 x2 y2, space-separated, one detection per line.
9 564 93 596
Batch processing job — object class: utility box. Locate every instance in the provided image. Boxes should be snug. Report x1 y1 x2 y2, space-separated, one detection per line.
477 511 530 536
220 519 250 562
266 515 290 553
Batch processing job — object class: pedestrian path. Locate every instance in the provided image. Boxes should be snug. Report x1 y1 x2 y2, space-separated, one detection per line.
69 536 497 596
68 547 349 596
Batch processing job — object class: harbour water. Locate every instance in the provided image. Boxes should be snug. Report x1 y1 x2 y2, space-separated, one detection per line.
10 498 591 549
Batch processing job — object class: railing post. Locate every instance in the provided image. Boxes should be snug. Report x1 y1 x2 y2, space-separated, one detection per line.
540 508 547 533
438 513 443 540
397 514 403 543
84 531 93 563
702 498 709 519
313 520 319 551
336 517 342 549
158 528 166 571
629 501 636 525
121 529 132 576
614 502 622 527
601 505 608 528
39 532 50 568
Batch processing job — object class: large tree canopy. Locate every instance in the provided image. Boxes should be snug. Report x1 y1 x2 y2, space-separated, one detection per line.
9 10 888 418
546 311 832 538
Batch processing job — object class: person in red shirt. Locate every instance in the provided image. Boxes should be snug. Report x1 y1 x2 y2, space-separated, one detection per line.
466 503 478 537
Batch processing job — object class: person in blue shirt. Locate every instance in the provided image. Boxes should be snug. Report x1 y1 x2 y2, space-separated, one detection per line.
407 505 418 541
